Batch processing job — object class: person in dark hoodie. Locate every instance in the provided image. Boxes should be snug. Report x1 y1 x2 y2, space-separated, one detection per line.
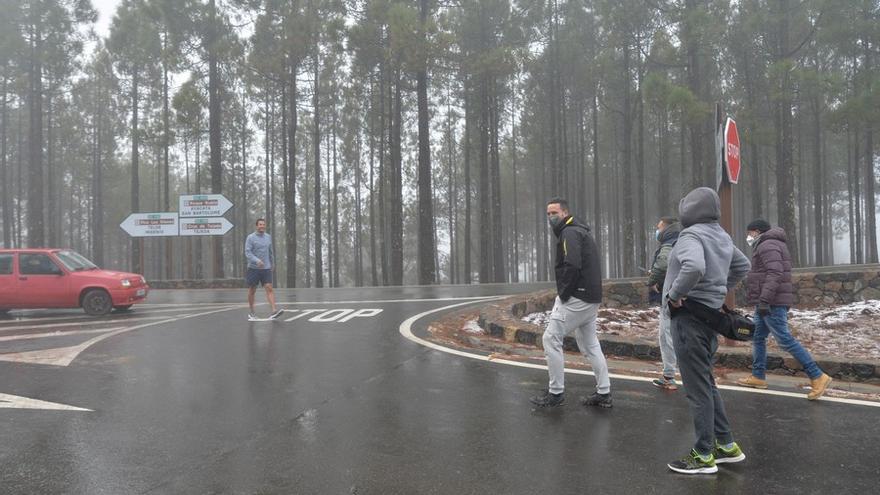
663 187 751 475
648 216 682 390
530 198 611 408
737 219 833 400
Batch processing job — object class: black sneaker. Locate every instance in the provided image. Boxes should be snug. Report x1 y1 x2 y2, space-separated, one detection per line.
668 449 718 474
581 392 612 408
269 309 285 319
530 390 565 407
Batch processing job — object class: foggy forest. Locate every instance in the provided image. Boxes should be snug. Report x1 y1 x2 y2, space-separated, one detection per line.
1 0 878 287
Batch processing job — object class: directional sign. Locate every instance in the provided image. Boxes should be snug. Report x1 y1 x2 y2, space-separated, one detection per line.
179 194 233 218
724 118 741 184
179 217 234 236
120 212 179 237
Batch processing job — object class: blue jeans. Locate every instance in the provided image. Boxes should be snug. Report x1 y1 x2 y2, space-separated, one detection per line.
751 306 822 380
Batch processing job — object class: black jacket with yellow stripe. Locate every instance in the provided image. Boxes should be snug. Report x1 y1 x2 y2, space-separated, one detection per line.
552 215 602 303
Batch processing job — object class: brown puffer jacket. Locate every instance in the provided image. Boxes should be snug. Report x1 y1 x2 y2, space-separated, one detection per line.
746 227 796 306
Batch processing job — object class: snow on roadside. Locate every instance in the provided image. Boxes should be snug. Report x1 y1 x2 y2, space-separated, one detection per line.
520 300 880 360
462 319 484 334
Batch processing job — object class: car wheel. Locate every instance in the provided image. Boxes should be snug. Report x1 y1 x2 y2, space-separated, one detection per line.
113 305 133 312
82 290 112 316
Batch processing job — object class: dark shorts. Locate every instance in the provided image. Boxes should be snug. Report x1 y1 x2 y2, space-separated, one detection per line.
246 268 273 287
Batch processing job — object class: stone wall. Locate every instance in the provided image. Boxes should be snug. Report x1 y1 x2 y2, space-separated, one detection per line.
601 264 880 308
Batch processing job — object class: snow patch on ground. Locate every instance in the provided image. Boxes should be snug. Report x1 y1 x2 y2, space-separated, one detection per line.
522 300 880 360
462 319 484 334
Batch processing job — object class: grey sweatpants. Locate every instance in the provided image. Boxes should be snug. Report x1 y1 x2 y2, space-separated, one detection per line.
659 307 677 378
542 296 611 395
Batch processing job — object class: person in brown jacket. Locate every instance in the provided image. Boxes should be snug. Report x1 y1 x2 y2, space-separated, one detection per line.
736 219 833 400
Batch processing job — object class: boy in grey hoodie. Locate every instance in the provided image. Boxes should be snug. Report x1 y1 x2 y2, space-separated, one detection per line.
662 187 751 474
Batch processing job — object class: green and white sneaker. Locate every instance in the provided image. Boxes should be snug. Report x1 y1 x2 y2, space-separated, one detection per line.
713 441 746 464
667 449 718 474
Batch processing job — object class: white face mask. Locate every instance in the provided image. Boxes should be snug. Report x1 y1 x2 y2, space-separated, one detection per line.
746 235 757 247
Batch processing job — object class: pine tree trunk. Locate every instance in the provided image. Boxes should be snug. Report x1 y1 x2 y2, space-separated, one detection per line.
130 70 141 273
27 14 45 248
417 0 435 285
313 53 323 288
163 34 172 280
208 0 224 278
92 77 104 265
390 66 403 285
463 82 472 284
1 73 10 248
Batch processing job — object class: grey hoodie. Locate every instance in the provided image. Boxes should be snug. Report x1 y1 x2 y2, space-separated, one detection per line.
662 187 751 310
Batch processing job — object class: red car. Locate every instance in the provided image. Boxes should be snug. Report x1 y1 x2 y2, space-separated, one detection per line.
0 249 149 316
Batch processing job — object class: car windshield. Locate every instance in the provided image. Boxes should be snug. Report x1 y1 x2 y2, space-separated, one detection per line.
55 250 99 271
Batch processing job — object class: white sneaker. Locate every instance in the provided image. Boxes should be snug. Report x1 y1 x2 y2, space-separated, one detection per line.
269 309 284 319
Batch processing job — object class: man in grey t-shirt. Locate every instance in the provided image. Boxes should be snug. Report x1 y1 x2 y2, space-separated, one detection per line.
245 218 283 320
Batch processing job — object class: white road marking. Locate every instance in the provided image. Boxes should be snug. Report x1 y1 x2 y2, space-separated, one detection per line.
399 301 880 409
0 305 238 366
0 393 91 411
283 309 325 321
0 327 125 342
339 308 383 322
0 316 170 332
308 309 355 322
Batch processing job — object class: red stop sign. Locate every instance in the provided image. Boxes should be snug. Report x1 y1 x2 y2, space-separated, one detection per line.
724 118 741 184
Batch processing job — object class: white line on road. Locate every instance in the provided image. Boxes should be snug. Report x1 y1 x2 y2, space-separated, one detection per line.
0 327 125 342
399 301 880 409
0 393 91 411
0 306 239 367
0 316 171 332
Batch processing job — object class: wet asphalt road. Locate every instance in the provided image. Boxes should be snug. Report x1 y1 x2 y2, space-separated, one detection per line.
1 284 877 494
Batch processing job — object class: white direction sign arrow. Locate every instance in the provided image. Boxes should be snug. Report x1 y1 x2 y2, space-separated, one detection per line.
120 212 179 237
0 393 92 411
179 217 234 236
179 194 233 218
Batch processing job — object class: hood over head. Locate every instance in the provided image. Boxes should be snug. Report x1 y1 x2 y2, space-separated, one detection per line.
678 187 721 228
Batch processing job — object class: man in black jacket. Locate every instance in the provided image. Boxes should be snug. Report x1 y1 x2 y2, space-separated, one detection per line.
530 198 611 408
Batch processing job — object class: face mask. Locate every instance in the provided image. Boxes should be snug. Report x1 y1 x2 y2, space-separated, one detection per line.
746 235 757 247
655 229 661 241
548 215 563 229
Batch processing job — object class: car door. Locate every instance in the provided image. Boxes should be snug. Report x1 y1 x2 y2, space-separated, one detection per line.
16 252 72 308
0 253 15 308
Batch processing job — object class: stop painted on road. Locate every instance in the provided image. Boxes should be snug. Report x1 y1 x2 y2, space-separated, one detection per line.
282 308 383 323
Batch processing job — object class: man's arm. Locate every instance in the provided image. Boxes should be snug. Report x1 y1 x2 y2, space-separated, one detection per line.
667 232 705 302
557 229 583 301
648 244 672 288
245 235 259 265
727 245 751 290
758 246 784 305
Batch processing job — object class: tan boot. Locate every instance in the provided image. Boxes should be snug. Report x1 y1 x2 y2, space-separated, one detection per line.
736 375 768 389
807 373 833 400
